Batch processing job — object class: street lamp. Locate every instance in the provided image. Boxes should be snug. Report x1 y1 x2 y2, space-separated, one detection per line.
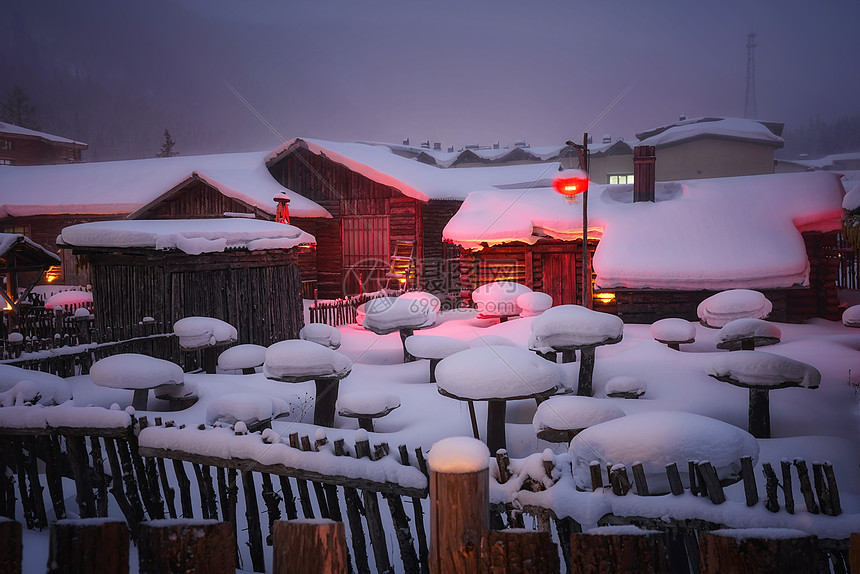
553 133 592 309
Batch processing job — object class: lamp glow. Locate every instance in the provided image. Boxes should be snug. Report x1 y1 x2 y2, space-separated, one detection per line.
553 169 590 197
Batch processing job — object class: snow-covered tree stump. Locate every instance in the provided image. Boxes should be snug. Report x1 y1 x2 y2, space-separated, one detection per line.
138 520 234 574
273 519 347 574
699 529 818 574
48 519 129 574
569 527 669 574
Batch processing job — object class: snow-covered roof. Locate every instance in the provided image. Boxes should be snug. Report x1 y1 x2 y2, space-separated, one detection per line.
635 117 784 149
0 232 61 265
0 151 329 219
0 121 87 147
444 171 845 291
57 218 316 255
785 151 860 171
267 138 563 202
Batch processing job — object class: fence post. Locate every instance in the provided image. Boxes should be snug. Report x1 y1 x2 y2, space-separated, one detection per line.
48 518 129 574
272 519 348 574
699 529 818 574
428 437 489 574
0 517 21 574
138 519 234 574
569 527 669 574
481 530 558 573
850 532 859 574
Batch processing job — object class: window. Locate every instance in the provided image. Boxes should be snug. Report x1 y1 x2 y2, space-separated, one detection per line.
608 174 634 185
2 225 29 236
0 140 13 151
0 159 12 165
342 215 389 268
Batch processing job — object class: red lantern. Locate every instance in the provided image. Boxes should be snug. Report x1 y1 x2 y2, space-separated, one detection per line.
553 169 589 197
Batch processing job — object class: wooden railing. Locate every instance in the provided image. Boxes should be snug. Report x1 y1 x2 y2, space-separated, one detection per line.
837 231 860 290
308 290 402 327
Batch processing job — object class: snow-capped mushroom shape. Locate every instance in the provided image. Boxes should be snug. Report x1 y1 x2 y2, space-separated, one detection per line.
697 289 773 328
43 290 93 310
517 291 553 317
604 376 647 399
299 322 342 349
174 316 238 374
397 291 442 314
471 281 532 319
217 344 267 374
206 393 290 429
355 302 367 326
263 339 352 427
842 305 860 327
467 335 518 348
363 297 437 362
569 411 759 495
706 350 820 439
436 345 563 454
0 364 72 407
532 396 625 443
649 318 696 350
153 378 198 409
715 318 781 351
336 391 401 432
529 305 624 397
404 335 470 382
90 353 184 411
173 316 238 349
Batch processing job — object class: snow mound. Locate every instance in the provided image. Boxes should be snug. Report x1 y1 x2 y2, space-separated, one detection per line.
43 290 93 309
217 344 267 371
472 282 532 317
716 318 781 349
398 291 442 313
299 323 342 349
206 393 289 426
570 411 759 494
336 392 401 416
842 304 860 327
90 354 183 390
517 291 553 317
428 437 490 473
697 290 772 328
174 316 237 349
405 335 469 360
529 305 624 351
843 181 860 211
436 346 562 400
263 340 352 380
706 350 820 388
532 396 625 433
468 335 518 348
649 318 696 344
0 365 71 406
363 297 436 333
605 376 647 398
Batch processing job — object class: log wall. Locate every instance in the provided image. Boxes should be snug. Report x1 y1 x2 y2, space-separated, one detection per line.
133 178 269 220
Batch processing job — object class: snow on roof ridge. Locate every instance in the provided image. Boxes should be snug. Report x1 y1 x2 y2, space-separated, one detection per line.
636 118 784 149
0 121 88 146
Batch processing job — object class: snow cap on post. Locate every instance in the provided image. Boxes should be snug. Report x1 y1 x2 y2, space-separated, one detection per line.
428 437 490 473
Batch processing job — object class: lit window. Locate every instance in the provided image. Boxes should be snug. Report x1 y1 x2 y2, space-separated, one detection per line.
0 140 13 151
608 174 634 185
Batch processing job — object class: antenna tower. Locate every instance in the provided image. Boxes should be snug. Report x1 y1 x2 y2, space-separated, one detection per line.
744 32 757 119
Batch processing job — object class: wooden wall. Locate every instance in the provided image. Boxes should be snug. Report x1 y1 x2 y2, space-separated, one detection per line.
133 178 269 220
0 135 83 166
269 145 424 298
85 248 303 346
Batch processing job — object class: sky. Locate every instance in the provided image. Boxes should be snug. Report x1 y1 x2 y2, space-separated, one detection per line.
2 0 859 158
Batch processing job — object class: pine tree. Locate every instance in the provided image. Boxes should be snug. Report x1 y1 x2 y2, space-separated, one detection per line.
1 87 39 129
156 128 179 157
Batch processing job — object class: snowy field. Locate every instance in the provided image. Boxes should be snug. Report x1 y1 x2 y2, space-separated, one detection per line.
10 305 860 572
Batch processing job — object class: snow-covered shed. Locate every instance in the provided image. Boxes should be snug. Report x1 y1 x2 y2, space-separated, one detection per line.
0 151 328 286
444 171 845 322
58 219 314 345
0 121 88 166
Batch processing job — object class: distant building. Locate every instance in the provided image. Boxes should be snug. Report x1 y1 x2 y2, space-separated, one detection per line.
0 122 88 166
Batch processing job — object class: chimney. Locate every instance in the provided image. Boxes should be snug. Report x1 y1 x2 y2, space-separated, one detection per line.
602 134 611 144
403 137 410 146
679 113 687 121
633 145 656 202
433 142 442 151
447 145 454 153
493 141 500 149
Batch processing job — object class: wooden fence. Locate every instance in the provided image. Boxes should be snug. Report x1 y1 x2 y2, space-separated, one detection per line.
308 290 402 327
837 231 860 290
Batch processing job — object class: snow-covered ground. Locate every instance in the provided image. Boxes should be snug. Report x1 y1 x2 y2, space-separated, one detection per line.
7 306 860 571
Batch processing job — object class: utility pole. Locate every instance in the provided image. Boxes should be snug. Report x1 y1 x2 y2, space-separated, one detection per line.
745 32 757 119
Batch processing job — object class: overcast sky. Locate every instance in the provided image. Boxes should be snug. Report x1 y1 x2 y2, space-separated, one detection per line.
5 0 859 155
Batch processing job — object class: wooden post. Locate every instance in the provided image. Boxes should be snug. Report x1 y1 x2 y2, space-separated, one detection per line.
665 463 684 496
577 347 595 397
429 438 489 574
850 533 860 574
44 435 66 521
697 461 726 505
363 489 392 574
740 456 758 507
822 462 842 516
481 530 558 573
569 529 669 574
762 463 779 512
314 378 340 427
241 471 266 572
699 530 819 574
0 517 21 574
792 459 819 514
589 461 603 491
48 519 129 574
65 435 96 518
632 462 649 496
812 462 833 516
138 520 234 574
780 459 794 514
273 519 348 574
486 400 507 455
748 388 770 438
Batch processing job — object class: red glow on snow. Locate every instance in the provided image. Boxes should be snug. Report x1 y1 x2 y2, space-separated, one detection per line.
553 170 589 197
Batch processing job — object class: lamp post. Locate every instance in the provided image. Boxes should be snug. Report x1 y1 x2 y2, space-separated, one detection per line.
553 133 592 309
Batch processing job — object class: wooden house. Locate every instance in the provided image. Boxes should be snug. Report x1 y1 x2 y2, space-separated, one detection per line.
444 171 845 323
0 121 87 166
57 219 313 345
265 138 556 300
